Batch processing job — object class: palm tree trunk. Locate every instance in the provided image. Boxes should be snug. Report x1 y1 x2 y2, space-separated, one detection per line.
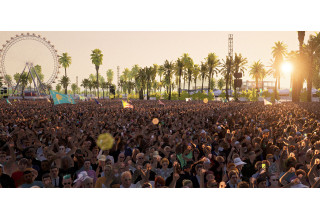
96 68 100 99
169 79 172 100
65 67 67 77
201 76 204 93
147 81 149 100
103 89 105 99
225 75 229 101
188 77 191 94
194 79 197 91
208 72 211 92
178 73 181 97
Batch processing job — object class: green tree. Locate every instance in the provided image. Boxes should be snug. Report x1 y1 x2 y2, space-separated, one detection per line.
292 31 306 102
304 33 320 102
56 84 62 93
220 56 234 101
106 69 114 84
217 78 225 90
193 64 200 90
163 60 174 100
90 49 103 99
175 58 184 97
249 60 265 91
206 53 220 92
4 74 12 95
58 53 72 77
71 83 78 95
59 75 71 94
200 62 208 93
81 79 90 96
272 41 287 92
19 72 29 99
135 67 146 100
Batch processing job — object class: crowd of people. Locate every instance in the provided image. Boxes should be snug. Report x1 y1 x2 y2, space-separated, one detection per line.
1 98 320 188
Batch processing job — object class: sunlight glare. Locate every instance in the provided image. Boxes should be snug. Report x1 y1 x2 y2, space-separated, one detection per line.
281 62 293 75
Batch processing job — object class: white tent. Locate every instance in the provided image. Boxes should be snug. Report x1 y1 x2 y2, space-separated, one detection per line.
279 89 290 95
213 90 222 96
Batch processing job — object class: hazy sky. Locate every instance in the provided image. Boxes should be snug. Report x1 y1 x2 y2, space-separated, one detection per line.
0 31 315 89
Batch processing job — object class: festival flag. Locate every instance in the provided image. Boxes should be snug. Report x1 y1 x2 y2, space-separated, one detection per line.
122 100 133 109
264 99 272 105
275 99 281 104
159 100 165 106
260 89 263 94
46 98 51 103
94 99 103 106
49 90 75 105
79 95 86 101
6 99 12 105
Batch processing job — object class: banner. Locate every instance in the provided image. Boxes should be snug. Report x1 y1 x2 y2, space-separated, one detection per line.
50 90 75 105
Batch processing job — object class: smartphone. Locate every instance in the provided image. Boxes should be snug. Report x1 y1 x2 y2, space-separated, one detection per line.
262 163 266 170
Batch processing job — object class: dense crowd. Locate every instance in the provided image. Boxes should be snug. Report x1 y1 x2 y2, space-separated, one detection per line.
1 98 320 188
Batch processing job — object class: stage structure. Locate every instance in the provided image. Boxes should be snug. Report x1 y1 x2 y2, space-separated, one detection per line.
0 33 60 96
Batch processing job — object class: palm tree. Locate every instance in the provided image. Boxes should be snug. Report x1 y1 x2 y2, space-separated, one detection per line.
81 79 90 96
56 84 62 93
206 53 220 92
71 83 78 95
233 53 248 98
163 60 174 100
20 72 29 99
272 41 287 92
4 74 12 95
88 80 94 96
200 62 208 93
158 65 164 94
249 61 265 91
293 31 306 102
58 53 72 77
145 66 153 100
193 64 200 91
175 58 184 97
135 67 146 100
304 33 320 102
217 78 225 90
101 81 108 99
59 75 71 94
220 56 234 101
106 69 114 84
90 49 103 99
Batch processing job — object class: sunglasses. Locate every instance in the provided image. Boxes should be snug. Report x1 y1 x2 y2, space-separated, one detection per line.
63 182 71 185
271 179 279 181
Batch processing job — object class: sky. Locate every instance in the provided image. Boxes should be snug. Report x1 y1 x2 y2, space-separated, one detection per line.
0 31 315 90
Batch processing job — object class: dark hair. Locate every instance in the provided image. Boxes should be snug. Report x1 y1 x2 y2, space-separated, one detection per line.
42 173 51 180
238 181 249 188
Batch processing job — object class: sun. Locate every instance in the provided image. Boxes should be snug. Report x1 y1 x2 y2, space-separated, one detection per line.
281 62 293 76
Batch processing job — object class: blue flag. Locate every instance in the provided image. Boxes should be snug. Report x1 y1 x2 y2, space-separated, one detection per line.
94 99 102 106
50 90 75 105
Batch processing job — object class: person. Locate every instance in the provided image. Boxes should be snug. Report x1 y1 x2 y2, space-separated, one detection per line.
42 173 54 188
95 165 117 188
120 171 136 188
11 158 28 187
226 170 240 188
20 168 43 188
50 166 62 188
0 164 15 188
62 174 73 188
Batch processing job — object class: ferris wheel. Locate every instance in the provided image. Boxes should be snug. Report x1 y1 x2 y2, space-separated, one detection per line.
0 33 60 95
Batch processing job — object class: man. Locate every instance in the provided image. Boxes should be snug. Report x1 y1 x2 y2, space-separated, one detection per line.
42 173 54 188
0 164 15 188
95 165 117 188
20 168 43 188
95 155 106 178
62 175 73 188
50 166 63 188
120 171 136 188
11 158 28 187
226 170 240 188
82 159 97 184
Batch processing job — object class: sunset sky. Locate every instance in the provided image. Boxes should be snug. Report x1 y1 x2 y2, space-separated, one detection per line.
0 31 315 90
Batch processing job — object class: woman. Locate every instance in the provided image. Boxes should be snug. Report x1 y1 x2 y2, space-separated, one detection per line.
154 158 173 181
